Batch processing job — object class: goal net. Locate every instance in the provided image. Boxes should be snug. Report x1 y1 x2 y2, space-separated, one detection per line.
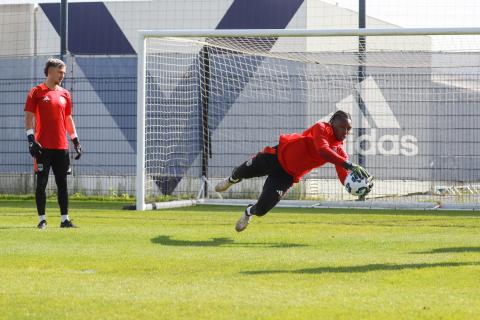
136 28 480 210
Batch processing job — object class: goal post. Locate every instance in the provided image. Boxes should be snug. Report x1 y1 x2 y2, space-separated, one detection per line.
136 27 480 210
136 36 146 211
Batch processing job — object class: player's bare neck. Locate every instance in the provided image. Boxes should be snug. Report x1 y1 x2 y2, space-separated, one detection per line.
44 80 59 91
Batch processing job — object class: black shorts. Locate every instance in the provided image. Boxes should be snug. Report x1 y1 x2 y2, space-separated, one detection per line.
233 148 294 196
34 149 70 177
255 151 294 197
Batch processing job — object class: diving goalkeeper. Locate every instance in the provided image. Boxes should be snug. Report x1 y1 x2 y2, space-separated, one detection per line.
215 110 372 232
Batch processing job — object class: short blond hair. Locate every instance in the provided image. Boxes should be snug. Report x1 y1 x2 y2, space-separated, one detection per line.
44 58 66 76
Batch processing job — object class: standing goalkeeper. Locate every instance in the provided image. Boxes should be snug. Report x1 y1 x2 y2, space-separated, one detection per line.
24 58 83 229
215 110 371 232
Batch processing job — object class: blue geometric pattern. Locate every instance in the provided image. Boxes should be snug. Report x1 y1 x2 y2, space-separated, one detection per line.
41 3 137 152
151 0 305 193
40 1 306 194
40 2 135 55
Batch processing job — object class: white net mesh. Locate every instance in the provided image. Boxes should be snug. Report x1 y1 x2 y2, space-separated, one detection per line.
140 31 480 209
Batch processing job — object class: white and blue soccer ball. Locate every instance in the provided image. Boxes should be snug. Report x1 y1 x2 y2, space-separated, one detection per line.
344 172 373 196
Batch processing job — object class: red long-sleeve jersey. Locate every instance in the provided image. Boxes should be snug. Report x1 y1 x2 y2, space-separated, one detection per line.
274 122 349 183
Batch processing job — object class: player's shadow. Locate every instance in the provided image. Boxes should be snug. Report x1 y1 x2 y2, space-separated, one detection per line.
242 261 480 275
151 235 306 248
411 246 480 254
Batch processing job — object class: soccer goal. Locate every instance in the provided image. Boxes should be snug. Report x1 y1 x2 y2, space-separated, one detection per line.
136 27 480 210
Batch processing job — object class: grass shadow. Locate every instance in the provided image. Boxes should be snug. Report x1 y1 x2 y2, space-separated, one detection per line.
412 247 480 254
243 261 480 275
151 235 306 248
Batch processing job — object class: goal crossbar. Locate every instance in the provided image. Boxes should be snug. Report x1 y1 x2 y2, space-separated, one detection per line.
139 27 480 39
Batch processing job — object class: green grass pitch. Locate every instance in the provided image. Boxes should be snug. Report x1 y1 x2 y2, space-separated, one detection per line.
1 200 479 319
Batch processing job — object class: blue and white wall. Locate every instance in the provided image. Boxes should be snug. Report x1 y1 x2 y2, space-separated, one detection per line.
0 0 320 194
1 1 479 197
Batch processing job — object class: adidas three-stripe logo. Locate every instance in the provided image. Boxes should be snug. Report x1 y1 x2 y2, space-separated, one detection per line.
321 77 418 156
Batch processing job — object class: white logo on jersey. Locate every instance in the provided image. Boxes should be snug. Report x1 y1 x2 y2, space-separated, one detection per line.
42 96 50 103
320 77 418 156
59 96 67 105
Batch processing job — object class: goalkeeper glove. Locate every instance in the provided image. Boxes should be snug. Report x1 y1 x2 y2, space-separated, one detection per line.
343 160 370 178
72 137 83 160
27 134 42 158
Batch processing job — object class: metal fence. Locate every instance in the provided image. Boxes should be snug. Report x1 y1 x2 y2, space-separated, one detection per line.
0 55 137 196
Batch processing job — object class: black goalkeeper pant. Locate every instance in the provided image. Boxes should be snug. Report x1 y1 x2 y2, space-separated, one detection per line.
231 148 294 216
34 149 70 216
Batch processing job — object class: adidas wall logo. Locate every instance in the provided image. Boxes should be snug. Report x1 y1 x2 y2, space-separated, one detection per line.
321 77 418 156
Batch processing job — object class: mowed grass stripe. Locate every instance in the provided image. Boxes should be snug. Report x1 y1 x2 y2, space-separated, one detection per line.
0 201 479 319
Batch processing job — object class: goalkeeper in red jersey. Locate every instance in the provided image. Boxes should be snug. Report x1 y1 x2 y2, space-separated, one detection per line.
215 110 371 232
24 58 83 229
